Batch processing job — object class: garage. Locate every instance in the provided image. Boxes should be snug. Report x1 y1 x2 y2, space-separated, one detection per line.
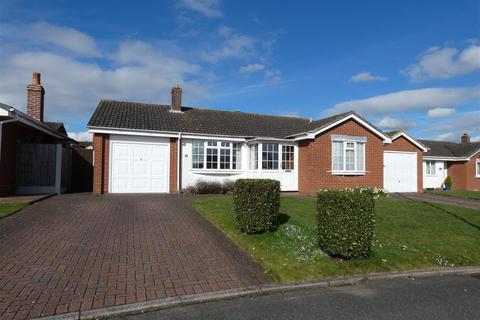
384 151 417 192
110 135 170 193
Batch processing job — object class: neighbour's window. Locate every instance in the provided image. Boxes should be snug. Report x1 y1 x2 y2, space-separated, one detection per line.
249 144 258 170
282 145 294 170
426 161 436 175
192 140 243 170
476 160 480 177
232 143 242 170
262 143 279 170
332 140 365 173
192 140 204 169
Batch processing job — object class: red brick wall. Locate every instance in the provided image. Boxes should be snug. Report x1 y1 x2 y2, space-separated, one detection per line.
384 136 424 192
298 119 384 194
447 162 467 191
92 133 109 194
169 138 178 193
466 150 480 191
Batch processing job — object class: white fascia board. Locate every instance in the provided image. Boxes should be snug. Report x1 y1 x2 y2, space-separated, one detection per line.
181 134 246 142
246 137 297 144
291 114 392 143
0 108 9 117
391 132 428 152
423 156 468 161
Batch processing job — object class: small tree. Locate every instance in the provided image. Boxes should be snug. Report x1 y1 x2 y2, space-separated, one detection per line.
443 176 453 190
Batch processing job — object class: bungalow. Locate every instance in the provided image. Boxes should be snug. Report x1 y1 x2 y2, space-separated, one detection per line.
0 73 74 196
87 86 427 195
419 135 480 191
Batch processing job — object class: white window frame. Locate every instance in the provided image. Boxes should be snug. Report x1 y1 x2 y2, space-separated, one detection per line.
331 137 366 175
191 140 243 171
425 161 436 176
476 160 480 178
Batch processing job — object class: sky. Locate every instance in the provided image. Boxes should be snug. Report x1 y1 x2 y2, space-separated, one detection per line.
0 0 479 142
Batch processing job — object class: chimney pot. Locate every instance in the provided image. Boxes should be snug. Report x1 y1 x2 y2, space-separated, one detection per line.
171 85 182 111
27 72 45 122
461 133 470 144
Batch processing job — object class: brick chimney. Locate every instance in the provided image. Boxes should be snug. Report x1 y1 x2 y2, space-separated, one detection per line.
171 85 182 112
461 133 470 144
26 72 45 122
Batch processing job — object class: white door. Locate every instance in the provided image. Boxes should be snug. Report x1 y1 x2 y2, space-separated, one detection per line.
110 138 169 193
383 152 417 192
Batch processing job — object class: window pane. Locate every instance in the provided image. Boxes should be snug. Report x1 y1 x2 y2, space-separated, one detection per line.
207 141 217 147
262 143 279 170
332 141 344 171
232 143 242 170
219 148 230 169
346 149 355 171
192 140 204 169
356 143 364 171
282 145 294 170
249 144 258 170
206 148 218 169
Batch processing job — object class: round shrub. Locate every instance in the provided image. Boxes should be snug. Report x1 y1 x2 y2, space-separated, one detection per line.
317 188 375 259
233 179 280 234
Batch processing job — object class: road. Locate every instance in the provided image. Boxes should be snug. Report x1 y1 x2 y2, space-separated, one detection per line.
116 274 480 320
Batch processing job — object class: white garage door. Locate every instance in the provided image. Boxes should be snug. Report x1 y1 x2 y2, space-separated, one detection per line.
384 151 417 193
110 136 169 193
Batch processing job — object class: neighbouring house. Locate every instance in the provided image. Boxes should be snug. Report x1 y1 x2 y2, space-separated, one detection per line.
0 73 75 196
87 86 428 195
419 134 480 191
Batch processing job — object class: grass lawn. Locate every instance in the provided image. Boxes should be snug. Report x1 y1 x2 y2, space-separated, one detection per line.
194 196 480 282
0 202 28 219
426 190 480 201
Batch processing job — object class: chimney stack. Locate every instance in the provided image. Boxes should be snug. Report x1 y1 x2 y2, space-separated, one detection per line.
171 85 182 112
461 133 470 144
27 72 45 122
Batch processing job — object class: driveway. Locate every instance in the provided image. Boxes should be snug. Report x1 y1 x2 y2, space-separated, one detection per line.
393 193 480 209
0 194 271 320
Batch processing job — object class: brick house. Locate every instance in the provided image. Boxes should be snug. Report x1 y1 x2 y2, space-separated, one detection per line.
0 73 74 196
419 135 480 191
87 86 428 195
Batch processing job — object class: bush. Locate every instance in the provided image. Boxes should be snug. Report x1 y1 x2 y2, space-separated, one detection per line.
443 176 453 189
185 180 234 195
317 188 375 259
233 179 280 234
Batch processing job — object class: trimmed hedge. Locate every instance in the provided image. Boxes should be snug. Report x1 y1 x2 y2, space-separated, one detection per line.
317 189 375 259
233 179 280 234
184 180 234 195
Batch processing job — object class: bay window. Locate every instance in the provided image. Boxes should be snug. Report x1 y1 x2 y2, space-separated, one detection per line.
262 143 279 170
331 136 366 174
282 145 294 170
192 140 243 170
232 143 242 169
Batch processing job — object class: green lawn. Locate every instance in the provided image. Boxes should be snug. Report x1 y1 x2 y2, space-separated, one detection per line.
426 190 480 201
0 202 28 219
194 196 480 282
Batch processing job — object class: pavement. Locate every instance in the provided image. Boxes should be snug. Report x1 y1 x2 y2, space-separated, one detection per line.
0 193 270 320
117 274 480 320
394 192 480 209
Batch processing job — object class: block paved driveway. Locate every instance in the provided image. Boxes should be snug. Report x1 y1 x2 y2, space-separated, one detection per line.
0 194 271 320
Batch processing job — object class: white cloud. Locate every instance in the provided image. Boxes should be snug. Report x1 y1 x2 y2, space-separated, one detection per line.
1 22 100 57
329 85 480 115
0 37 210 120
178 0 222 17
350 72 387 82
238 63 265 74
264 69 282 82
68 131 92 142
471 136 480 142
404 45 480 82
422 111 480 142
201 29 256 62
378 116 415 130
427 107 456 118
434 132 455 142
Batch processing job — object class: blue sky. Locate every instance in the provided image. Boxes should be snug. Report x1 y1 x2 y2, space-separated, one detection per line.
0 0 479 142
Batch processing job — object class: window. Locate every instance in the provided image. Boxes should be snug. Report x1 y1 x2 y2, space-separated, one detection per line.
262 143 279 170
331 140 365 173
476 160 480 177
249 144 258 170
282 145 294 170
232 143 242 169
192 140 204 169
426 161 436 175
192 140 243 170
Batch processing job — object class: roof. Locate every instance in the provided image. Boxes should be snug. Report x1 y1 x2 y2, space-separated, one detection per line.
45 122 67 135
384 130 403 138
88 100 359 139
418 139 480 158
